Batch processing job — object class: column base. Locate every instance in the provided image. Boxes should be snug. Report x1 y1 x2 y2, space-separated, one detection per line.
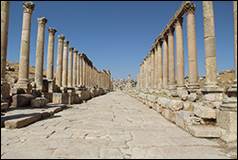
202 83 224 94
1 80 10 102
14 79 31 93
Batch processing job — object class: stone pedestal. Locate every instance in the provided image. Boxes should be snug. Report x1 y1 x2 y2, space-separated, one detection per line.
67 88 75 104
1 81 10 103
218 85 237 143
52 93 69 104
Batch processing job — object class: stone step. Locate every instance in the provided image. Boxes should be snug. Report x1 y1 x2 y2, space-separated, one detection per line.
187 125 222 138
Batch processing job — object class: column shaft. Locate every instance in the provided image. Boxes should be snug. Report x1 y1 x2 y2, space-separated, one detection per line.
162 38 168 89
47 28 56 80
72 50 78 87
202 2 217 86
234 1 237 83
76 53 80 86
175 17 185 88
35 17 47 90
62 40 69 87
17 2 35 89
157 42 163 89
1 1 9 82
56 35 65 87
67 48 74 87
168 29 175 88
187 8 199 88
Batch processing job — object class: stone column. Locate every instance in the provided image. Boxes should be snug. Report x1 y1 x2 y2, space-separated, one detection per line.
62 40 69 88
168 28 176 89
233 1 237 86
202 2 217 88
187 6 199 90
82 57 86 87
67 47 74 88
157 41 163 89
35 17 47 90
79 54 84 87
175 17 185 89
47 27 57 81
154 48 158 90
56 34 65 87
162 37 168 89
145 58 148 89
16 2 35 90
72 50 78 87
151 51 155 89
1 1 10 83
76 53 80 87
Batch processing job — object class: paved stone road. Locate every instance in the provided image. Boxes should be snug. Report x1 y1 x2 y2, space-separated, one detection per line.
1 91 230 159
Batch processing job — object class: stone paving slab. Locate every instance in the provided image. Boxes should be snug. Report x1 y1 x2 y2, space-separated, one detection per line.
1 91 234 159
1 103 67 129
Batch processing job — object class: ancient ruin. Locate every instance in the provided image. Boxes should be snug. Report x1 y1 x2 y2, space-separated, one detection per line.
1 1 113 129
1 1 237 159
133 1 237 143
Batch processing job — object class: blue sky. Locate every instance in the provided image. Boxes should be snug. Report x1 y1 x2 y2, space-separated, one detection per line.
7 1 235 80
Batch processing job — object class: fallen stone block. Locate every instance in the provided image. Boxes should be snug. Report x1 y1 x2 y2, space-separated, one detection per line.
31 97 48 108
4 113 42 129
203 93 223 102
162 109 176 123
187 125 222 138
11 94 34 108
188 92 199 102
193 103 216 119
170 101 184 112
175 111 194 130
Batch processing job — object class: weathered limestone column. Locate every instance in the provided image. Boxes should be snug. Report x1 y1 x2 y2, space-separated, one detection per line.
82 56 87 87
16 1 35 90
76 53 80 87
151 51 155 89
175 17 185 89
47 27 57 81
35 17 47 90
56 34 65 87
202 2 217 88
162 37 168 89
154 48 158 89
1 1 10 101
145 57 149 90
62 40 69 88
168 28 176 89
67 47 74 87
79 54 84 87
157 41 163 89
233 1 237 85
187 6 199 89
72 50 78 87
1 1 10 83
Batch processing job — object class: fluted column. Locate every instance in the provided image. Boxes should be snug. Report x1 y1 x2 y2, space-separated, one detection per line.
175 17 185 89
72 50 78 87
62 40 69 88
162 37 168 89
35 17 47 90
76 53 80 87
168 29 176 89
202 2 217 88
1 1 10 83
56 34 65 87
157 41 163 89
233 1 237 85
47 27 57 81
17 2 35 90
67 47 74 87
187 6 199 89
